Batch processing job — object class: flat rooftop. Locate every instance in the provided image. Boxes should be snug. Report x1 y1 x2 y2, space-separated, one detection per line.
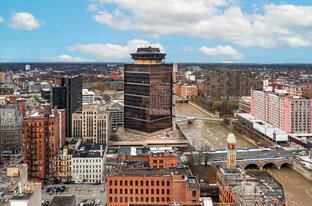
114 127 186 142
109 166 190 177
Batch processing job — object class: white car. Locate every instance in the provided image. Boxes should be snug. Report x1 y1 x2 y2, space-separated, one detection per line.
96 200 101 205
100 187 105 192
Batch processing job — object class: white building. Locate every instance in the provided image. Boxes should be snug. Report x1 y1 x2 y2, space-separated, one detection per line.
25 64 31 71
82 89 95 104
72 144 106 183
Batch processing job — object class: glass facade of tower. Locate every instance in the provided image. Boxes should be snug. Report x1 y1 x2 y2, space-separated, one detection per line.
124 64 173 133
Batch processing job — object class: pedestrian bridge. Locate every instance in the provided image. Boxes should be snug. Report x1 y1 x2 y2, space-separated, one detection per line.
175 115 223 123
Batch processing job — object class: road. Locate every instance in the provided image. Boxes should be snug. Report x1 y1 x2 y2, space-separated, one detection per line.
207 148 294 161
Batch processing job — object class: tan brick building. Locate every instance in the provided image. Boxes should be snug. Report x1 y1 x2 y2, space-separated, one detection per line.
72 104 110 144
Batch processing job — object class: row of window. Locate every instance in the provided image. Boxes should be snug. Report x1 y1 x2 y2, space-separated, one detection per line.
109 188 170 195
109 180 170 187
109 196 170 203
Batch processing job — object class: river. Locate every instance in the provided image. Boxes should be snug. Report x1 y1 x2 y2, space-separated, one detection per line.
176 103 254 150
176 102 312 205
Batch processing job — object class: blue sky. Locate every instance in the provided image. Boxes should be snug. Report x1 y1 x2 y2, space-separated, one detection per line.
1 0 312 63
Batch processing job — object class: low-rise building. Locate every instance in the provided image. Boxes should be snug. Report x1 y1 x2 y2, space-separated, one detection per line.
0 164 42 206
107 165 200 206
50 196 76 206
239 96 252 113
101 102 124 127
55 147 75 183
82 89 95 104
71 144 106 183
181 85 198 99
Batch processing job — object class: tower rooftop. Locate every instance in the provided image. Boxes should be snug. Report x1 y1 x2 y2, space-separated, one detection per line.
130 46 166 61
227 132 236 144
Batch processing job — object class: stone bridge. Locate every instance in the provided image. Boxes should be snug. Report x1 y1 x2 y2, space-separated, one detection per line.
235 157 293 170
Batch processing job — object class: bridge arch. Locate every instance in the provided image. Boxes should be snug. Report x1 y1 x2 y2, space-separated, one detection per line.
244 163 261 170
280 162 292 169
262 162 279 170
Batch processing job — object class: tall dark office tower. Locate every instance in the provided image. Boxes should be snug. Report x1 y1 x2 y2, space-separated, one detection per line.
52 75 82 137
124 47 175 134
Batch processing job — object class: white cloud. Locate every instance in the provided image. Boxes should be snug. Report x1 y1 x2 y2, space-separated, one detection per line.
9 12 44 30
198 45 244 60
39 55 95 62
182 47 193 52
67 39 164 61
0 16 5 23
90 0 312 48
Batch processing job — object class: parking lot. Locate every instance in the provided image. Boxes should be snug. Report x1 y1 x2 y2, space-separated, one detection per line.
42 183 107 205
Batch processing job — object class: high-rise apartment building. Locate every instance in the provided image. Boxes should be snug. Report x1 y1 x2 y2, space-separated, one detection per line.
52 75 82 137
204 67 262 100
124 47 175 134
72 104 110 144
23 105 66 184
251 90 312 134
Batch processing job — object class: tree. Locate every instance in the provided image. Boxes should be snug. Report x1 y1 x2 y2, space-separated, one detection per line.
212 101 221 112
91 84 98 90
98 82 104 90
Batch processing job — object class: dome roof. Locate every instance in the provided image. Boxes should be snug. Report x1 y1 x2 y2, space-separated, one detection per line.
227 132 236 144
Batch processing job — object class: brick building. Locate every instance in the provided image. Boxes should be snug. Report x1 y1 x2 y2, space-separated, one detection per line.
204 67 262 100
302 87 312 99
107 165 200 206
24 105 66 184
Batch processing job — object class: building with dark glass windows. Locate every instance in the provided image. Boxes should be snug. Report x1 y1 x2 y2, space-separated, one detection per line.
124 47 174 134
52 75 82 137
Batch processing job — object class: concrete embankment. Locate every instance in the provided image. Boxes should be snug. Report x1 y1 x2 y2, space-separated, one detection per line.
292 158 312 181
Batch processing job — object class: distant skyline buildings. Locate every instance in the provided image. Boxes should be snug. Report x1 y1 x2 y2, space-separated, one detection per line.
1 0 312 63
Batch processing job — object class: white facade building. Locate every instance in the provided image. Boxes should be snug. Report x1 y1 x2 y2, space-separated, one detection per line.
82 89 95 104
72 144 106 183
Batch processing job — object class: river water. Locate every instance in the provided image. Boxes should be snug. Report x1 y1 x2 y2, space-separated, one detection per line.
176 103 254 150
176 103 312 205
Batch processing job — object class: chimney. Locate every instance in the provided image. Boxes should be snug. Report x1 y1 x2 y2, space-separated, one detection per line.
44 105 52 116
54 106 58 117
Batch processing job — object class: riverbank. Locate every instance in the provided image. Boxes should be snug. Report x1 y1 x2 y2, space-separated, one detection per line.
188 101 257 147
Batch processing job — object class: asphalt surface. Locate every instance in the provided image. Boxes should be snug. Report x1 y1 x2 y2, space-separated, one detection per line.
42 183 107 205
209 148 295 161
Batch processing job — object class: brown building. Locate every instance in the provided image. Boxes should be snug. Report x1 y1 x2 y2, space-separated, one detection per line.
204 67 262 100
124 47 176 134
24 105 66 184
302 87 312 99
0 72 5 84
107 165 200 206
239 96 252 113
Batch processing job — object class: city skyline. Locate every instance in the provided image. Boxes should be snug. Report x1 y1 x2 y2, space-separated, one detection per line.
1 0 312 63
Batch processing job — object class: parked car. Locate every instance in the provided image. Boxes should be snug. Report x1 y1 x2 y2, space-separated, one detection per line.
46 188 51 193
100 187 105 193
93 181 100 185
95 200 101 205
49 189 54 195
91 200 95 205
60 186 65 192
56 188 60 193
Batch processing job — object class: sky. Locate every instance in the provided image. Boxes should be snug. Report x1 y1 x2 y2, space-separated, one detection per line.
1 0 312 63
